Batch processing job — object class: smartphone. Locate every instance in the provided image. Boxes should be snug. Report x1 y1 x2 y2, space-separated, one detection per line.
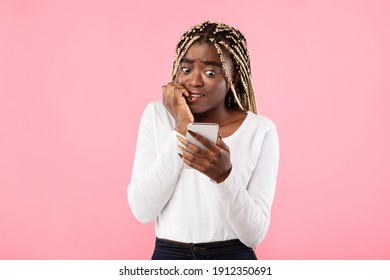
186 123 219 150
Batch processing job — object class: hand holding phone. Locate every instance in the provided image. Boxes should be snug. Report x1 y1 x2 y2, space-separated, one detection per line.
185 123 219 150
177 122 231 182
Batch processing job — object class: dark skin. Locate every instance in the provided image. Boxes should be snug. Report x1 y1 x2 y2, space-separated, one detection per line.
162 43 246 183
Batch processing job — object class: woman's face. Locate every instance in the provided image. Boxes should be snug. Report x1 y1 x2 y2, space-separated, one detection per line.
176 42 235 115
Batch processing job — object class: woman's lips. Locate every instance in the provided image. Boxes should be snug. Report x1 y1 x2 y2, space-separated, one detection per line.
186 92 205 102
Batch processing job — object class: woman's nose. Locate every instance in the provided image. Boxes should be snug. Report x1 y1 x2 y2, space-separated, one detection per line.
188 70 204 87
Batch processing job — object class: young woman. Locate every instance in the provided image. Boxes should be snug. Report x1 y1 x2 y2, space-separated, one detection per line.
127 21 279 260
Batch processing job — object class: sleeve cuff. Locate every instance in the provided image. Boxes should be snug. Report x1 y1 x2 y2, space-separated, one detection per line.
210 167 234 187
173 130 186 139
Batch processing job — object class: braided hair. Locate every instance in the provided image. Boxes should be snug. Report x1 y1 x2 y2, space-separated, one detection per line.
172 21 257 114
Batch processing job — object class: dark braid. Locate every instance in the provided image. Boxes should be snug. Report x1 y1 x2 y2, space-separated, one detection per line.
172 21 257 114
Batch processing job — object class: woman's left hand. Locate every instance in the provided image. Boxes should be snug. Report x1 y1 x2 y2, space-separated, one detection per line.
177 132 232 183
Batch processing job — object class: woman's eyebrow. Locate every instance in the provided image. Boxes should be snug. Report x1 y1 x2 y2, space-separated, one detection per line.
181 57 222 68
181 58 194 64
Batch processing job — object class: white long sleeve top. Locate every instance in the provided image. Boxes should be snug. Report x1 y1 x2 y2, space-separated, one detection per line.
127 101 279 247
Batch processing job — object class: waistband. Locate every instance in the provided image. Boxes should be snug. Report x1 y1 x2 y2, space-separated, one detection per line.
156 237 248 248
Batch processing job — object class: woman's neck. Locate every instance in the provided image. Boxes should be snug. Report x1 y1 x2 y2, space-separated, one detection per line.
193 106 231 125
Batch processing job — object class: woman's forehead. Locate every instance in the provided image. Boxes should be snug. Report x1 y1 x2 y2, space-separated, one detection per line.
182 42 233 66
183 43 219 60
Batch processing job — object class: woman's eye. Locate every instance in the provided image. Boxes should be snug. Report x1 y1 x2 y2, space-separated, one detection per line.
181 67 191 74
205 70 217 77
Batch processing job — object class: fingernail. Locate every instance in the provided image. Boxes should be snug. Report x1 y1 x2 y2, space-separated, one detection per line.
178 145 184 152
176 135 185 143
178 153 183 159
187 130 197 137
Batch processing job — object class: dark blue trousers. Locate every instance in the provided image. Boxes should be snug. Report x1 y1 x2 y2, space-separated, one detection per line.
151 237 257 260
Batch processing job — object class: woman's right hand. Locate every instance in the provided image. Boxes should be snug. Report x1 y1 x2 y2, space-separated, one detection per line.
162 82 194 135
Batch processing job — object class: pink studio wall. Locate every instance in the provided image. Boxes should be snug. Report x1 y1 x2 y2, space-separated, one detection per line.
0 0 389 259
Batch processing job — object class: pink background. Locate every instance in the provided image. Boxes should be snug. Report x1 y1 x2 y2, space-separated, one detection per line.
1 0 389 259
